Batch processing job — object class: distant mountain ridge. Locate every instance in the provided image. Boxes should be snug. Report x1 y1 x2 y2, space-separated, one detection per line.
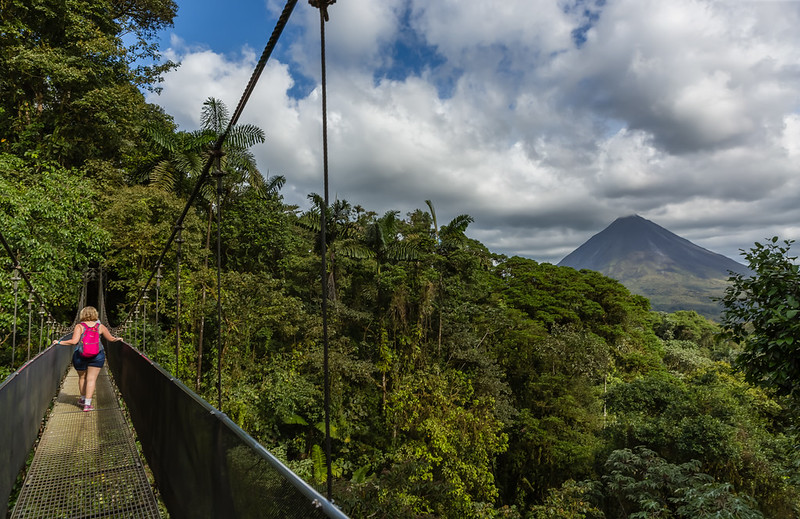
558 215 749 319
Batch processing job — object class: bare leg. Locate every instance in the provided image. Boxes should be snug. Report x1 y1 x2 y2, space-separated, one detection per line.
77 370 87 398
84 366 102 402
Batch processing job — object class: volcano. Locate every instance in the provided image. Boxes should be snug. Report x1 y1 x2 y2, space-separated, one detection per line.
558 215 749 319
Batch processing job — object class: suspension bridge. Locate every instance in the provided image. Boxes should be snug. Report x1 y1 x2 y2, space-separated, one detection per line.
1 1 349 517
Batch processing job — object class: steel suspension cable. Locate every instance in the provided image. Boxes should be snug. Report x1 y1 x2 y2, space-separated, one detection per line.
214 162 224 410
11 267 19 368
26 292 33 361
98 267 107 325
38 304 45 353
0 230 50 319
175 225 183 373
142 293 148 353
75 270 89 326
129 0 300 328
311 0 336 501
229 0 299 130
0 229 58 363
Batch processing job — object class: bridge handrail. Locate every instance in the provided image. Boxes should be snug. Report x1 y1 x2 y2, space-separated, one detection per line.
0 342 73 518
105 339 349 519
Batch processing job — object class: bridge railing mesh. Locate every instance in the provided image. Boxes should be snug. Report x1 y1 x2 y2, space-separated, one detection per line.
104 340 349 519
0 343 72 518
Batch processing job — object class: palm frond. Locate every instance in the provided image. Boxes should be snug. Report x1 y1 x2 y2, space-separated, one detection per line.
149 160 181 192
144 125 179 152
387 241 421 261
186 130 217 152
338 242 375 259
197 176 215 204
307 192 324 209
226 123 266 149
425 199 439 237
441 214 474 236
440 214 474 250
242 158 264 189
265 175 286 194
201 97 230 135
298 210 322 232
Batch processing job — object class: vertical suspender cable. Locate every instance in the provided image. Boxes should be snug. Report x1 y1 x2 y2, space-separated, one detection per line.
215 162 224 411
0 230 51 352
38 305 45 353
76 270 88 326
130 0 300 315
142 293 149 354
98 267 106 325
122 0 300 388
11 266 21 368
175 225 184 374
312 0 336 501
155 265 162 348
26 292 33 361
134 305 139 346
47 316 54 344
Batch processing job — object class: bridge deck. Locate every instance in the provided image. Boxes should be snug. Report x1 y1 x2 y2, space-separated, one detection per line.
11 366 161 518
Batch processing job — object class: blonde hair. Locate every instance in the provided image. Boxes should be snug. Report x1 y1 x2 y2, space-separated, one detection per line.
80 306 99 322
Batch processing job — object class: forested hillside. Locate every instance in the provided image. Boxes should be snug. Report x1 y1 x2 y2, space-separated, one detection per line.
2 1 799 518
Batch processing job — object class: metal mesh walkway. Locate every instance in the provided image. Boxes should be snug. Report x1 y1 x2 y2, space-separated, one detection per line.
11 366 161 518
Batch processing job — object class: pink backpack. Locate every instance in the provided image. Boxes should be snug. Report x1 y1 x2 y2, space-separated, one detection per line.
80 322 101 357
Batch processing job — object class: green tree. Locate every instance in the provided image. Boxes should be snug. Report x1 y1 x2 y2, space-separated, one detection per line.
0 155 110 365
0 0 177 167
148 97 267 389
528 480 602 519
604 363 798 514
601 447 763 519
299 195 370 301
100 185 205 293
148 97 266 198
382 368 509 518
425 199 474 253
719 238 800 397
424 199 475 352
364 210 421 278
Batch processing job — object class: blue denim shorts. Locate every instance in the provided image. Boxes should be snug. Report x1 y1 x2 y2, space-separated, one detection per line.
72 349 106 370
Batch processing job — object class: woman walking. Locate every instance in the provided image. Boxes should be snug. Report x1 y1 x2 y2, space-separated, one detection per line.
53 306 123 411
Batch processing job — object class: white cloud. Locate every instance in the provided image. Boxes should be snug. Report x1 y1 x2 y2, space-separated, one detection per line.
408 0 577 60
282 0 405 76
557 0 800 153
149 0 800 264
783 113 800 157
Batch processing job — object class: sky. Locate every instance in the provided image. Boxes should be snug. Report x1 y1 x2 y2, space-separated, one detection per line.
146 0 800 264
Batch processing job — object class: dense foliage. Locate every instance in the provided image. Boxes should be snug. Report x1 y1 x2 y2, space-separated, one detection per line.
719 238 800 398
2 1 799 517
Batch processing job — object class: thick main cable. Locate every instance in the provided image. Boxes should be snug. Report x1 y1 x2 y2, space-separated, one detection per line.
130 0 299 315
230 0 299 128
